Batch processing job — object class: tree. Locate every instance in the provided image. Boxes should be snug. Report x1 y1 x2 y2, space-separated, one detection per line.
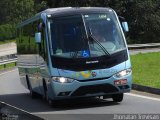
0 0 47 41
123 0 160 43
0 0 47 25
0 0 160 43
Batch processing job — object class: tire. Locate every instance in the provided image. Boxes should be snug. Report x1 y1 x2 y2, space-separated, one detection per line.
29 86 37 98
42 79 47 101
26 75 37 98
26 75 30 89
112 93 124 102
42 90 47 101
42 79 56 107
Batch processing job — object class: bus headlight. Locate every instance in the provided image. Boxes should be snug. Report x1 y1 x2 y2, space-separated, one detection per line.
52 77 74 83
114 68 132 78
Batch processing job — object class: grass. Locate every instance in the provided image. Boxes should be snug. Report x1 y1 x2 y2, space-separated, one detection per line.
131 52 160 88
0 39 16 45
0 65 4 69
0 62 16 70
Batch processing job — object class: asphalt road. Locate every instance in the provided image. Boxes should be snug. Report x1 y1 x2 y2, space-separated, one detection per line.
0 69 160 120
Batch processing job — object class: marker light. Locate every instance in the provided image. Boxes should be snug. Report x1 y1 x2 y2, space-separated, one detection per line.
52 77 74 83
114 69 132 78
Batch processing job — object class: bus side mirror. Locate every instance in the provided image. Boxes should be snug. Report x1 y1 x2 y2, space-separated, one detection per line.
35 32 41 43
122 22 129 32
118 16 129 32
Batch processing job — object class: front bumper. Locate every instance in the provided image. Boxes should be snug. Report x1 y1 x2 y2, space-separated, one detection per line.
48 74 132 100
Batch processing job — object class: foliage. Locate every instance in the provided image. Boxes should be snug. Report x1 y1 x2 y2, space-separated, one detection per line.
0 62 16 70
131 52 160 88
0 0 160 43
0 39 16 45
0 0 47 24
122 0 160 43
0 0 47 41
0 24 16 40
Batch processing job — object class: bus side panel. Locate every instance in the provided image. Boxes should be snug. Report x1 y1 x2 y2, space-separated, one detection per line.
17 21 41 94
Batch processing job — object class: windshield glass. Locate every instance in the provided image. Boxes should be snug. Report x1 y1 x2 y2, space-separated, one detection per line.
49 13 126 58
50 15 89 58
84 13 126 56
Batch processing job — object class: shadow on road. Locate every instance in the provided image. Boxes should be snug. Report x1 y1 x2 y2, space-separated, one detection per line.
0 93 119 113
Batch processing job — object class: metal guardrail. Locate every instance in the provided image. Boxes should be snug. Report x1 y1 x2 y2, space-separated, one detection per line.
0 58 17 66
128 43 160 49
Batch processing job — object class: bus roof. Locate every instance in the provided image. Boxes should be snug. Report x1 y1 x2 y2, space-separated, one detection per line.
37 7 112 15
17 7 113 28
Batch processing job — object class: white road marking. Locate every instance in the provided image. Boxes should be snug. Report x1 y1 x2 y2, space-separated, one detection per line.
126 93 160 102
0 101 33 115
0 69 17 76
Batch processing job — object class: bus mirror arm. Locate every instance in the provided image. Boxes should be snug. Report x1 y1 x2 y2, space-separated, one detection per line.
35 32 41 43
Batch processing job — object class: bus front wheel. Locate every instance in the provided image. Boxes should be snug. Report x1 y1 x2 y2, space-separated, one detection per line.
112 93 123 102
26 75 37 98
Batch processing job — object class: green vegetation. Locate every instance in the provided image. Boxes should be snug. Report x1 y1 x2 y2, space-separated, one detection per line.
17 36 38 54
0 0 160 44
6 63 16 68
0 39 16 45
0 62 16 70
0 24 16 40
131 52 160 88
0 65 4 69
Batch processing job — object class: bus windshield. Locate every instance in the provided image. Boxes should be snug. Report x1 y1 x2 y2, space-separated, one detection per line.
49 13 126 58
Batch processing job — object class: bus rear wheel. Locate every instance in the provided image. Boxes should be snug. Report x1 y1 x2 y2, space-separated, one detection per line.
29 86 37 98
26 76 37 98
42 79 48 101
112 93 123 102
26 75 37 98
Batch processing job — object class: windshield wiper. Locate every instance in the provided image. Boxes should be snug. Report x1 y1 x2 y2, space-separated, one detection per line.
88 28 110 56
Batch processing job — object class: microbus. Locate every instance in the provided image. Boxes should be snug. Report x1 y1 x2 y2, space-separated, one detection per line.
17 7 132 105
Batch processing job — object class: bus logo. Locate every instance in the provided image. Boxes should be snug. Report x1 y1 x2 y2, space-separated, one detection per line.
92 72 97 77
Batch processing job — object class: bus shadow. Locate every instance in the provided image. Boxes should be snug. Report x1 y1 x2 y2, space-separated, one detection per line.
0 93 119 113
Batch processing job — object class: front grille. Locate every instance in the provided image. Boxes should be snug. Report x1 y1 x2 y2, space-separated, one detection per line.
71 84 118 96
76 76 111 82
